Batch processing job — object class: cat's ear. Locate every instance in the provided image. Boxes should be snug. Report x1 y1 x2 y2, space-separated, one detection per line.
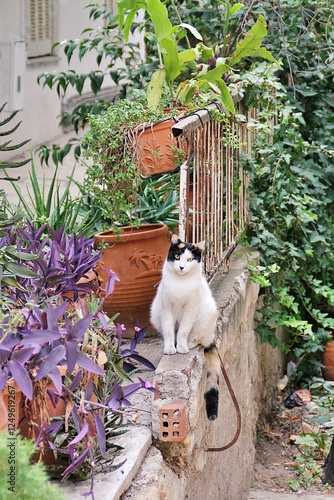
194 240 205 251
171 234 186 249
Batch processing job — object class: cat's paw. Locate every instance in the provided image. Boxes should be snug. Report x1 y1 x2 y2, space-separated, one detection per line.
176 344 189 354
164 345 177 355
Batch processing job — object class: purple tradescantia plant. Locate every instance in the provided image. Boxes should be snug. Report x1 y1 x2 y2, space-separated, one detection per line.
0 220 158 498
107 378 157 410
0 221 102 306
0 303 104 399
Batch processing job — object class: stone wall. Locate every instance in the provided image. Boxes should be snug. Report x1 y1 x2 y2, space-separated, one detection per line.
123 250 286 500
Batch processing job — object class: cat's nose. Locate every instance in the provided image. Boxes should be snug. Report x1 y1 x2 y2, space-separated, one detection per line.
179 266 184 271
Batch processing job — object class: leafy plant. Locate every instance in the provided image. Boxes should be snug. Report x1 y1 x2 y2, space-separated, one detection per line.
4 159 90 234
239 0 334 380
243 96 334 375
0 102 31 176
118 0 276 111
0 102 36 290
0 222 102 306
134 172 179 228
0 302 105 400
81 96 171 230
35 1 277 166
1 263 157 495
0 432 63 499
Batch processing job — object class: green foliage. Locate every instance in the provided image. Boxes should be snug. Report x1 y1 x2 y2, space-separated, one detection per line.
286 377 334 491
0 103 35 287
0 103 31 175
37 3 139 133
233 0 334 380
81 96 171 230
135 173 179 228
288 438 323 491
244 96 334 373
118 0 276 111
0 432 62 499
4 157 101 236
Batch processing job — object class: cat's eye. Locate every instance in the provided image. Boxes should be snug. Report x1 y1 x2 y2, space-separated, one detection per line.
175 254 180 260
187 257 193 262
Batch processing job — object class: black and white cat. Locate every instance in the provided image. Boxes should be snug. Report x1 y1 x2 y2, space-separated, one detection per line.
150 234 220 420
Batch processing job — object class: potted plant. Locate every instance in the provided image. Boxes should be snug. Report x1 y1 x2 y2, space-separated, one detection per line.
0 220 158 493
81 97 184 331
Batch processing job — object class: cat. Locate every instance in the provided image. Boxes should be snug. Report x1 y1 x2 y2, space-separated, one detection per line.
150 234 220 420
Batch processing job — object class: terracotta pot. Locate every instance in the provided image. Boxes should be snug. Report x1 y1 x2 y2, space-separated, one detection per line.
21 367 99 468
0 380 22 433
95 223 170 336
134 117 187 176
19 366 68 441
322 342 334 380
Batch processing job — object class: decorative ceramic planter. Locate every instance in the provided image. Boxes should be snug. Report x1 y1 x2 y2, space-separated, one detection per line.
134 117 187 176
95 223 170 335
322 341 334 380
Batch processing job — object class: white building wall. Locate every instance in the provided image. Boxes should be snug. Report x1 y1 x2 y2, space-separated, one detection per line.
0 0 134 161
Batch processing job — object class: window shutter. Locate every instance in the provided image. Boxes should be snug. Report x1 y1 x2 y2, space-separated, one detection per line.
27 0 52 58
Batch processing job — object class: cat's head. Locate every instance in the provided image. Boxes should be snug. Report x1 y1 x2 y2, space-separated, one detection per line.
166 234 205 275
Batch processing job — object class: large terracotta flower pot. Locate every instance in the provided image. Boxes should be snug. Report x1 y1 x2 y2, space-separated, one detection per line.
134 117 187 176
322 341 334 380
95 223 170 336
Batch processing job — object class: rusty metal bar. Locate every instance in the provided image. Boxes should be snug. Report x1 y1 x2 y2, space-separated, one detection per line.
172 106 257 280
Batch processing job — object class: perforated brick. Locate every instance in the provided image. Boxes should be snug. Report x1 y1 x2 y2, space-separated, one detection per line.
159 400 188 442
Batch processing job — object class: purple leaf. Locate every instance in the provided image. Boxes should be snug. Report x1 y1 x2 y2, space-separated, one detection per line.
46 305 61 333
97 312 109 329
122 361 137 373
12 347 35 364
65 341 78 374
0 347 11 363
48 366 63 394
122 382 142 399
0 368 8 391
94 413 106 458
75 352 104 376
71 407 81 434
46 419 64 435
106 383 123 410
20 331 61 346
62 447 90 476
128 353 155 371
52 302 68 320
116 323 125 340
8 359 33 400
104 269 120 298
69 314 94 342
84 379 93 401
130 326 147 351
47 388 59 408
67 422 89 446
35 344 66 381
68 370 82 392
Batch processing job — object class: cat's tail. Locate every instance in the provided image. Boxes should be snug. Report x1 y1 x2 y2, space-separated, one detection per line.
204 342 220 420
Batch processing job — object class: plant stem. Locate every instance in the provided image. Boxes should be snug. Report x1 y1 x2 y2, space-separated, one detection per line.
169 0 191 49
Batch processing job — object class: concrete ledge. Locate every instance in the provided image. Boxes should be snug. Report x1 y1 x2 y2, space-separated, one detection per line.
143 250 285 500
61 250 285 500
60 426 152 499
